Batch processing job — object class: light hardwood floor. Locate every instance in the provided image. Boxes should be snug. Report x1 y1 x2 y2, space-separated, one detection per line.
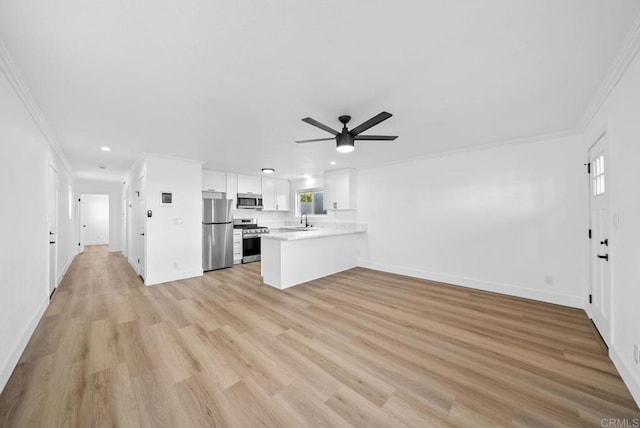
1 245 638 427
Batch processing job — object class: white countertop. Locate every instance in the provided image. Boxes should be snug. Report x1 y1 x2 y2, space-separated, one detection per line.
263 228 366 241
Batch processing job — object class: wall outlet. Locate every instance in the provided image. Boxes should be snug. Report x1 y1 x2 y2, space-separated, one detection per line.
544 275 553 285
634 344 639 364
173 261 180 270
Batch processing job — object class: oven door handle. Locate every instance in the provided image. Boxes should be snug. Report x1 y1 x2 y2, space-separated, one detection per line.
243 235 261 239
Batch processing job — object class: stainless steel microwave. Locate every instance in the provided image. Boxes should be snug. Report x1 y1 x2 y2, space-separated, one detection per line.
237 193 263 210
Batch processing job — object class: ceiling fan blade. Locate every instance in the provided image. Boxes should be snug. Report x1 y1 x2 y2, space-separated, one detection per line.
302 118 339 136
349 112 393 136
295 137 335 143
354 135 398 141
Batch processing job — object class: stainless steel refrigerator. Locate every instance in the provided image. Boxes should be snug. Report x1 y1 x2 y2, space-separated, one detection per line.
202 194 233 271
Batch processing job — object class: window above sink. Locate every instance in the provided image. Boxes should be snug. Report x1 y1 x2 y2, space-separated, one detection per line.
296 188 327 217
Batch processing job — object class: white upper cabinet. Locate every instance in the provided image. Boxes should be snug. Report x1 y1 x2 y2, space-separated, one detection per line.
324 168 357 210
262 178 290 211
237 174 262 194
276 179 290 211
202 170 226 192
262 178 277 210
226 173 238 207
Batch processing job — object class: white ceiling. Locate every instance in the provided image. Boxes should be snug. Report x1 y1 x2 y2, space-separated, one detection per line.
1 1 640 181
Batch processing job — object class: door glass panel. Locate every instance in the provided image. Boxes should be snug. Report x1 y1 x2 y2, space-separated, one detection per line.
592 154 606 196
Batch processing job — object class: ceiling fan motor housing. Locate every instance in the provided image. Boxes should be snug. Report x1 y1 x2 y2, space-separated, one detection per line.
337 132 354 151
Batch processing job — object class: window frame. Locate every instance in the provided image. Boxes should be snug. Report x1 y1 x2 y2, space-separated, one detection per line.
295 187 327 217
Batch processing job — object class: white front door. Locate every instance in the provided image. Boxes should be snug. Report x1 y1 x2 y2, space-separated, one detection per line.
589 133 611 345
47 165 58 296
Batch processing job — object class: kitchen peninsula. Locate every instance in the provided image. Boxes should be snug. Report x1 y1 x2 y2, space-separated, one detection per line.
261 228 365 289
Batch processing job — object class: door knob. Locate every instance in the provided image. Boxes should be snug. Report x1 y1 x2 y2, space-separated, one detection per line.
600 238 608 246
597 254 609 261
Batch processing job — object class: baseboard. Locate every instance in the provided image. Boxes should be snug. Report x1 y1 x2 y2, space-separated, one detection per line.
145 269 203 286
610 346 640 407
357 259 585 309
0 296 48 394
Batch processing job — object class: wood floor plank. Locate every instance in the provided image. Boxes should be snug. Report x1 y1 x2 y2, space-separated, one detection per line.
1 245 638 427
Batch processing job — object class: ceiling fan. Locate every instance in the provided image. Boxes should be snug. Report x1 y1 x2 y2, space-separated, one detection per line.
295 111 398 153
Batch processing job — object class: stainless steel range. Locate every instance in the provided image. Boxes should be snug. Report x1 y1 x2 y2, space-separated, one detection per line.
233 218 269 263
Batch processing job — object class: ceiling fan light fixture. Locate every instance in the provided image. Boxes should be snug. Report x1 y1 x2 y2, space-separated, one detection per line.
336 144 354 153
261 168 275 174
296 111 396 154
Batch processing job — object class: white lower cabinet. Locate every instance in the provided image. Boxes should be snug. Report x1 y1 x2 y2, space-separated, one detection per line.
233 229 243 264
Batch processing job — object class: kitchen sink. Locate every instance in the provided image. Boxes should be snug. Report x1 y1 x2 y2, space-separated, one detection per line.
281 226 314 231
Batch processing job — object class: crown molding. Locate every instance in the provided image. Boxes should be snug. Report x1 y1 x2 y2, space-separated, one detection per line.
578 14 640 130
0 40 72 175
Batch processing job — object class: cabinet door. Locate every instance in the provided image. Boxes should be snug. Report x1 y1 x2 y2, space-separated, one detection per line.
202 170 226 192
237 174 262 194
324 168 356 210
262 178 277 210
275 179 290 211
226 173 238 207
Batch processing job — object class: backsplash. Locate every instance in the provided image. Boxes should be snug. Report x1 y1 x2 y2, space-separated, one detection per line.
232 209 289 228
232 207 366 232
283 210 366 231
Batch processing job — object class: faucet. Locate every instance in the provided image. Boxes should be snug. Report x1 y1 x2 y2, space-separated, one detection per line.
301 213 308 228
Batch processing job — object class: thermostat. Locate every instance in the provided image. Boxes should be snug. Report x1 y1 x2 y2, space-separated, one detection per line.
160 192 173 206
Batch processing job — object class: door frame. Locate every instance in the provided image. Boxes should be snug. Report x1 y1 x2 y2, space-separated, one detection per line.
79 193 111 249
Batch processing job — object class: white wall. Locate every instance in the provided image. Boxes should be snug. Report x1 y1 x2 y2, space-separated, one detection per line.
143 156 202 285
357 135 589 309
584 47 640 404
0 56 75 393
80 194 110 245
74 179 123 252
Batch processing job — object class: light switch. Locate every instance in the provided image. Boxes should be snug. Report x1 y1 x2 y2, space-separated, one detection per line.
174 218 184 225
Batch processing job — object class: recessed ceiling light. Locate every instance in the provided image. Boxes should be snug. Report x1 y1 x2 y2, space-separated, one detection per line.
100 146 111 151
261 168 275 174
330 161 336 165
98 164 106 169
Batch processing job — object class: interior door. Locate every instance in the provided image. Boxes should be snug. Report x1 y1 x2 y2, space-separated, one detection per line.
589 133 611 345
136 176 146 280
47 165 58 296
79 194 110 246
79 196 87 253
